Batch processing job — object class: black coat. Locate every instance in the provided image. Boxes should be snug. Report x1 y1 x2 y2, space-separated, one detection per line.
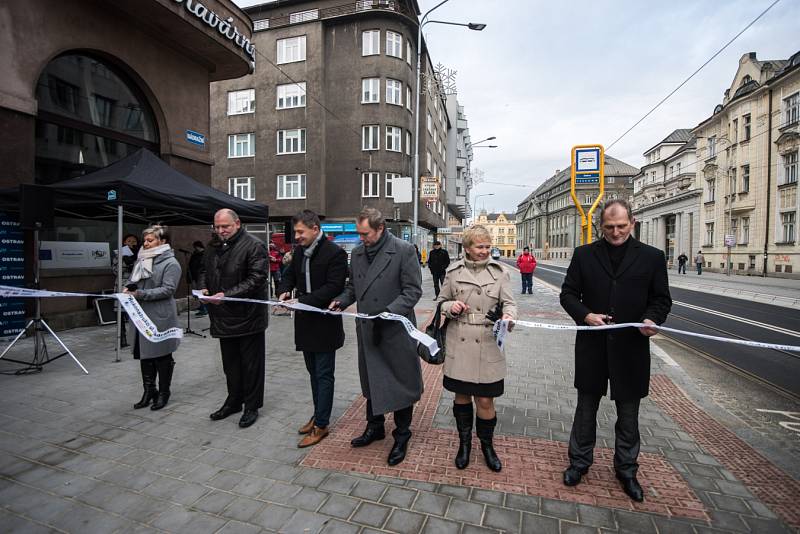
559 238 672 401
427 248 450 273
277 236 348 353
198 229 268 338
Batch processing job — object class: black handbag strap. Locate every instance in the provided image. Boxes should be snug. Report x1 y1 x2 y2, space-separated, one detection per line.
430 300 450 333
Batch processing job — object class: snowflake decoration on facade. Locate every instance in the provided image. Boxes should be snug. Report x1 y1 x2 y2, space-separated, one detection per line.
421 63 457 98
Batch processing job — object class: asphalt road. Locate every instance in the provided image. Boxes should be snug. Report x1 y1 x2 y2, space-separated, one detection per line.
513 260 800 400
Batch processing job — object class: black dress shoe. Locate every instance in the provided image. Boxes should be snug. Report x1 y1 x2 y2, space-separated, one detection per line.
387 434 411 466
563 465 589 486
210 404 242 421
350 426 385 447
617 474 644 502
238 409 258 428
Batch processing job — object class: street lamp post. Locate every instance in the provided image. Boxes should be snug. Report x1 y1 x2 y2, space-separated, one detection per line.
412 1 485 248
472 192 494 224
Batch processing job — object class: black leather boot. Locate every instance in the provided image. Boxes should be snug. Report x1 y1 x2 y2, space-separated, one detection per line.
151 356 174 411
476 416 502 472
453 403 473 469
133 360 158 409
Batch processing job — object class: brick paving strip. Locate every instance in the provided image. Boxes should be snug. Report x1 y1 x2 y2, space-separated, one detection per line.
302 361 710 521
651 374 800 530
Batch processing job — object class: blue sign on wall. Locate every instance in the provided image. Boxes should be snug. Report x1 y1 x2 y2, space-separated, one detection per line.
0 212 26 338
321 222 356 233
186 130 206 146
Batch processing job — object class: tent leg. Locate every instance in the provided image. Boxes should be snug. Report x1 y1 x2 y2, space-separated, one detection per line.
115 205 122 363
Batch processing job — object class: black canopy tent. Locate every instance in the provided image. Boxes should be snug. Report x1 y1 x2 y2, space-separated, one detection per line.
0 148 269 363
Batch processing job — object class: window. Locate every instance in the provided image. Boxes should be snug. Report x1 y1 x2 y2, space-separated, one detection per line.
228 177 254 200
228 133 255 158
253 19 269 31
784 151 798 184
289 9 318 23
362 78 379 103
386 126 402 152
362 172 379 197
385 172 399 198
741 217 750 244
432 132 438 147
386 31 402 58
741 165 750 192
277 129 306 154
362 125 379 150
728 168 737 198
386 79 402 106
785 92 799 126
743 114 751 141
731 119 738 143
277 36 306 64
669 165 674 178
676 162 681 175
705 222 715 246
406 86 412 110
427 112 432 134
426 150 432 172
228 89 255 115
277 174 306 199
276 83 306 109
406 130 412 155
706 178 715 202
362 30 379 56
406 41 412 66
433 161 438 179
708 136 717 157
782 212 796 242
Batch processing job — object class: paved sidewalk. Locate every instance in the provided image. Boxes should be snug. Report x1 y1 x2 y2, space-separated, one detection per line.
0 271 798 533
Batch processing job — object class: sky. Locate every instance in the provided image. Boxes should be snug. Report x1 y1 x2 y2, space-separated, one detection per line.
234 0 799 215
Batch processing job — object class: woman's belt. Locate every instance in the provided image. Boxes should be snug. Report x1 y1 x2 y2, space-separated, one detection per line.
455 313 490 326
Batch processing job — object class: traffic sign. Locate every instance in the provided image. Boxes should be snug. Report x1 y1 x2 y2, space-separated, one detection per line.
724 234 736 247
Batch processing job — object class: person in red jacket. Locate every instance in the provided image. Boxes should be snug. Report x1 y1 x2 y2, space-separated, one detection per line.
268 243 282 297
516 246 537 294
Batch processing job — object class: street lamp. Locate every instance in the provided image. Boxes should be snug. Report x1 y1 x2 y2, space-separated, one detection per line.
470 136 496 146
412 0 486 248
472 192 494 223
473 145 498 149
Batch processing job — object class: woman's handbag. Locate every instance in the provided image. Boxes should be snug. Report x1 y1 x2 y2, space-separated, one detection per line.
417 300 449 365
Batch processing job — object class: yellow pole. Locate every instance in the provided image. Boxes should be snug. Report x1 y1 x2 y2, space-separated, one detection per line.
570 144 605 245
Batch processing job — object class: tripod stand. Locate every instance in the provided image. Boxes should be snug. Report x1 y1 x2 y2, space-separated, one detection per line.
0 228 88 374
180 249 205 338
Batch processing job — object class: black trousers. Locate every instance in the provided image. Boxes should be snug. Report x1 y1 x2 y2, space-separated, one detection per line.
431 271 446 297
366 398 413 440
567 390 641 479
219 332 266 411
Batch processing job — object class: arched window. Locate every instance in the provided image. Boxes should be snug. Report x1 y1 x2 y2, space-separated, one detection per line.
35 53 159 183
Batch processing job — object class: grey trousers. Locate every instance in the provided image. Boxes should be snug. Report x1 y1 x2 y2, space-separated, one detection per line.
567 390 641 479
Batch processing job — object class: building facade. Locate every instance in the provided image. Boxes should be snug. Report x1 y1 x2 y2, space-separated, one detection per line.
475 211 516 258
210 0 450 248
515 156 639 260
693 51 800 277
632 129 700 267
443 94 473 256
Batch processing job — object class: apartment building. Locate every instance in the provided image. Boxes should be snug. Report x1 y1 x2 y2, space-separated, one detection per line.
210 0 449 245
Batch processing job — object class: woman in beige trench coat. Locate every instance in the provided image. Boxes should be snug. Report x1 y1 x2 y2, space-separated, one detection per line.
435 225 517 472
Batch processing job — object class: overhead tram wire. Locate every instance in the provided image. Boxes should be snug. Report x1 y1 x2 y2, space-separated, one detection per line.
605 0 781 152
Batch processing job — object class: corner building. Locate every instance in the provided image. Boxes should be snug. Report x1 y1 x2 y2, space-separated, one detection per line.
210 0 450 243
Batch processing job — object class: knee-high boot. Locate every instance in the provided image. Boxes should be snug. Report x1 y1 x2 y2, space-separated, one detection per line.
475 416 502 472
133 359 158 409
151 356 174 411
453 403 473 469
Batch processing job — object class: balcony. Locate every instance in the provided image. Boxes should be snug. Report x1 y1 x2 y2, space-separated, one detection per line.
457 119 468 130
255 1 415 31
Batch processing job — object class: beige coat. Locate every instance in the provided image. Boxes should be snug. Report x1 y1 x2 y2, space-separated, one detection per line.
436 259 518 384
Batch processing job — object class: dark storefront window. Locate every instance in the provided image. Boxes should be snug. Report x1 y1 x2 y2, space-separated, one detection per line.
35 53 159 183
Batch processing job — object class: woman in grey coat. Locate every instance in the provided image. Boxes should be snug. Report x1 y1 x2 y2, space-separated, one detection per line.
124 225 182 411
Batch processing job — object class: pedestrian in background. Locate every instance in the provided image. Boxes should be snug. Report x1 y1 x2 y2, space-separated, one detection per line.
560 199 671 502
516 246 537 294
188 240 208 316
435 225 517 472
677 252 688 275
279 210 347 448
125 225 181 411
199 209 268 429
330 208 423 466
268 243 282 297
427 240 450 298
694 250 704 275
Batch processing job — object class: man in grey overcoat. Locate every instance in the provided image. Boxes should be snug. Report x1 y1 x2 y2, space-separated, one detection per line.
330 208 423 466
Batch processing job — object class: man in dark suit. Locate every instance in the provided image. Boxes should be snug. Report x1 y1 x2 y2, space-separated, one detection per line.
278 210 348 448
427 241 450 298
559 199 671 502
330 207 423 466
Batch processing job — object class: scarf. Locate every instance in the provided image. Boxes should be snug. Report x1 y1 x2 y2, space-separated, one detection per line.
365 230 389 264
464 257 490 273
302 231 325 292
129 244 171 283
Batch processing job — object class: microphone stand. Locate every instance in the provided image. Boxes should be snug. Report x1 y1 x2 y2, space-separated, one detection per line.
180 250 205 339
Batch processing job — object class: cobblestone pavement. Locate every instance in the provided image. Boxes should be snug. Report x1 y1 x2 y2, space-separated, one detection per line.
0 271 798 533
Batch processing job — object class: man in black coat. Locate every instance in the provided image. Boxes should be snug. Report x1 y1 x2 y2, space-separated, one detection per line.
199 209 268 429
278 210 348 448
427 241 450 298
559 199 672 502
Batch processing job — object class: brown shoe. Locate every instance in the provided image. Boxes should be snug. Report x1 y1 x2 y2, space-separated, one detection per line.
298 426 329 448
298 417 315 435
